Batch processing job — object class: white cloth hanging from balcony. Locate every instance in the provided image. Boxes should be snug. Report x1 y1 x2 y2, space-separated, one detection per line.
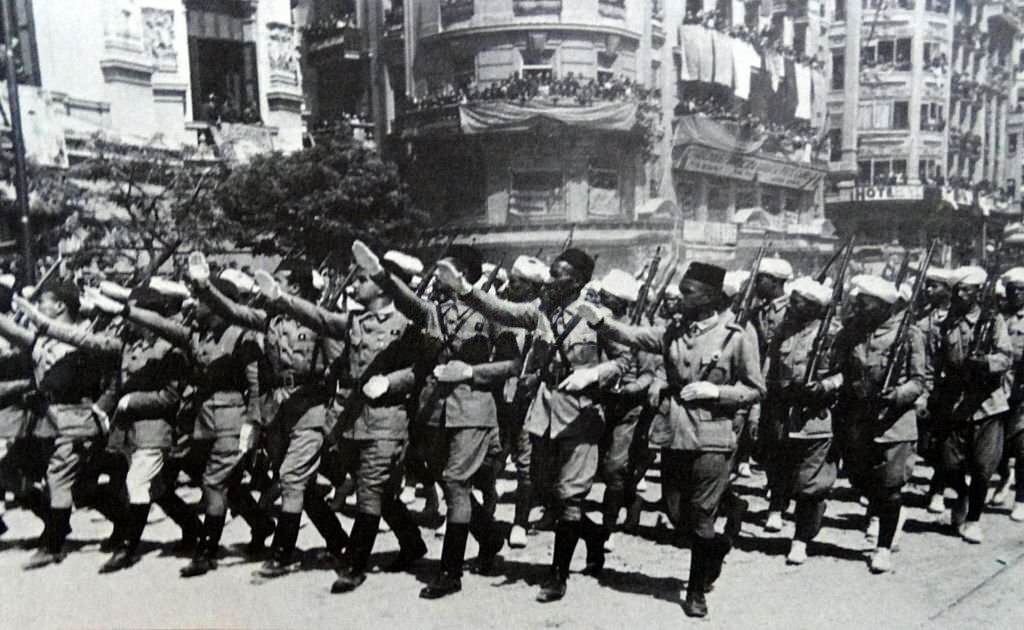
733 41 760 99
795 63 812 119
711 31 735 88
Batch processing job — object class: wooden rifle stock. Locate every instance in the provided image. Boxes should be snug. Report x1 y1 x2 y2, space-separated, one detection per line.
801 235 855 387
416 231 460 297
645 267 677 323
630 247 661 325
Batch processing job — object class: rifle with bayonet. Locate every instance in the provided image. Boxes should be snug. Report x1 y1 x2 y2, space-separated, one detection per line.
967 246 1002 360
562 224 576 252
893 250 912 286
630 247 661 325
792 235 855 411
645 266 677 324
880 239 938 393
735 241 769 327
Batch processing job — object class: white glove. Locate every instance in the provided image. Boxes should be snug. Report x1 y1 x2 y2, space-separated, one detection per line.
577 302 606 327
187 252 210 285
239 422 257 453
352 240 383 276
99 280 132 301
680 381 720 401
558 366 600 392
92 291 127 315
116 394 132 415
435 260 472 296
433 360 474 383
0 438 8 461
363 374 390 400
253 269 281 301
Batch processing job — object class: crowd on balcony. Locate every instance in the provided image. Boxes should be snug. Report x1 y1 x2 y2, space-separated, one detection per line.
680 9 826 70
302 11 357 41
401 71 655 116
675 94 825 160
200 92 261 127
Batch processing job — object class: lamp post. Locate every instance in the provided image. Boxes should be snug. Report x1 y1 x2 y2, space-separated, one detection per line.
1 0 32 283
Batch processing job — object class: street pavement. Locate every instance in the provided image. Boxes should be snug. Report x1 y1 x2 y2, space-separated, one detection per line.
2 460 1023 630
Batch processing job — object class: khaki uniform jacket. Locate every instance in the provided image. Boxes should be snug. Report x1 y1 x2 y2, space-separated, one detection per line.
0 336 31 440
763 317 839 440
461 289 627 440
827 312 925 443
600 312 765 452
274 293 422 441
31 323 112 439
932 307 1012 423
376 273 519 432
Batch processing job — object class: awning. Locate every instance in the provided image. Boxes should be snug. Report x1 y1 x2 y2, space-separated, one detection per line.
460 101 637 134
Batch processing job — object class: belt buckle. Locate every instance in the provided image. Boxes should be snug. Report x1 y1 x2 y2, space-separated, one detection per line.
282 374 296 389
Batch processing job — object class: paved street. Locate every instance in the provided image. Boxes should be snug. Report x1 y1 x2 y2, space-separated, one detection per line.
2 461 1023 630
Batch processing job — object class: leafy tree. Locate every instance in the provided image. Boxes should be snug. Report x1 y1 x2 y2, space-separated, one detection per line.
214 125 426 262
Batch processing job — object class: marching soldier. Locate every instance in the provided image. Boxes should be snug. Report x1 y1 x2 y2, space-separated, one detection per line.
185 256 350 578
432 247 629 603
593 269 656 552
829 275 925 573
0 281 123 570
932 266 1011 544
759 278 839 565
14 287 202 572
353 241 515 600
492 255 548 549
246 252 429 593
916 267 955 514
577 262 765 618
999 267 1024 522
118 273 273 577
0 273 36 539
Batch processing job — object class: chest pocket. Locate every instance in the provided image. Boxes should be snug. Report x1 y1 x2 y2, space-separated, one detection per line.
441 307 490 365
267 316 318 373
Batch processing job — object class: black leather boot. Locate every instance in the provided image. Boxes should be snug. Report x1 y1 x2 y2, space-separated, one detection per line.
580 515 608 577
180 514 224 578
331 513 380 593
682 539 709 618
420 522 468 599
255 512 301 578
381 498 427 573
537 520 578 603
100 503 150 573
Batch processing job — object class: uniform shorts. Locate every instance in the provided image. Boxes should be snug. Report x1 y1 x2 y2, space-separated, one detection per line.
335 438 405 516
47 436 95 509
600 406 640 489
549 431 600 522
942 414 1004 480
199 437 246 493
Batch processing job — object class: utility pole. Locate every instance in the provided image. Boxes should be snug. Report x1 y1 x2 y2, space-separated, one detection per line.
2 0 32 283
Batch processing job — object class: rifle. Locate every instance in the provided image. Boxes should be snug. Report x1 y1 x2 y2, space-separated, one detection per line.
735 242 769 327
630 247 661 325
321 264 358 310
134 238 183 288
880 240 938 392
416 231 460 297
801 235 855 388
814 243 846 283
645 266 677 323
966 246 1002 359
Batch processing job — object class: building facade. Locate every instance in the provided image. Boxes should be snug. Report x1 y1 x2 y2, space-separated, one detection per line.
825 0 1023 263
2 0 305 169
303 0 834 272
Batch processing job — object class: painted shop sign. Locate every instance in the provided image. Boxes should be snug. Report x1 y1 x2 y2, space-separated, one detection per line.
676 145 822 190
830 185 925 202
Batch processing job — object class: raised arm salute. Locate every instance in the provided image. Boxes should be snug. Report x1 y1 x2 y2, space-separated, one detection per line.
191 255 349 580
431 245 629 605
577 262 764 619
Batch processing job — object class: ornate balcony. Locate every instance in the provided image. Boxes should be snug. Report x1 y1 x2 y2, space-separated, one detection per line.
303 18 367 57
599 0 626 19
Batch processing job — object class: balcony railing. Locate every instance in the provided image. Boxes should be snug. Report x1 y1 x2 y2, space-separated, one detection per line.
441 0 475 24
513 0 562 16
304 20 367 55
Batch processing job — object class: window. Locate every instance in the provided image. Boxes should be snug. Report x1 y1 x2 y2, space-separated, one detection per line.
920 103 944 130
509 170 564 217
588 160 621 216
858 160 872 183
1009 178 1017 199
895 38 912 70
831 51 845 89
877 40 894 64
892 160 907 182
893 101 909 129
187 3 260 122
744 0 760 28
828 128 843 162
452 55 476 90
793 23 807 56
1011 133 1019 155
835 0 846 20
